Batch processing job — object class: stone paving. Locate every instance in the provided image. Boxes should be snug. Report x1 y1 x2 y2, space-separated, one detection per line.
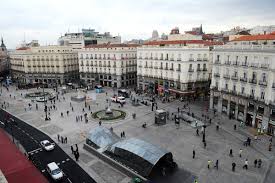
0 85 274 183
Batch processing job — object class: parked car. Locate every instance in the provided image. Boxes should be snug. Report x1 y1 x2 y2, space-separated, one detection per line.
46 162 64 181
118 89 129 98
40 140 55 151
111 96 126 104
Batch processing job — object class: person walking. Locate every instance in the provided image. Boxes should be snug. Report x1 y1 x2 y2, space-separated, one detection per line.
204 141 207 149
214 160 219 170
243 159 248 170
269 142 272 151
207 160 211 169
99 120 102 126
239 149 243 158
252 159 258 168
229 149 233 157
258 159 262 168
193 150 195 159
57 134 60 142
232 162 236 172
234 124 237 130
71 146 74 154
67 110 69 116
216 124 219 131
196 128 199 136
75 144 78 152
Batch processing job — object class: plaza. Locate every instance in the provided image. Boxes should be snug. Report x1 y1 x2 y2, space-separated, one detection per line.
0 85 274 183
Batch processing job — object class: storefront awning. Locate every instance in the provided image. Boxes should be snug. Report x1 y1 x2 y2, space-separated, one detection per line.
168 88 195 94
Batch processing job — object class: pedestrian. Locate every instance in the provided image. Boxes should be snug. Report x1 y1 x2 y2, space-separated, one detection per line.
70 102 72 107
61 112 63 117
232 162 236 172
89 105 91 111
239 149 243 158
120 132 123 138
76 116 78 122
258 159 262 168
269 142 272 151
65 137 67 143
229 149 233 157
83 108 85 112
99 120 102 126
57 134 60 142
254 159 258 168
234 124 237 130
53 105 56 110
207 160 211 169
80 115 83 121
214 160 219 170
71 146 74 154
72 107 74 112
216 124 219 131
74 151 78 161
204 141 206 148
61 136 64 144
123 131 125 138
193 150 195 159
247 137 251 146
67 110 69 116
76 151 80 161
75 144 78 152
196 128 199 136
36 104 38 110
243 159 248 170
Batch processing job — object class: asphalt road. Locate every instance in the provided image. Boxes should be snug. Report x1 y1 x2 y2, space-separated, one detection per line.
0 109 97 183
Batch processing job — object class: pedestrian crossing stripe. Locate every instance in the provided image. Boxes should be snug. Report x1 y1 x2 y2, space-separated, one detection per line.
41 169 45 173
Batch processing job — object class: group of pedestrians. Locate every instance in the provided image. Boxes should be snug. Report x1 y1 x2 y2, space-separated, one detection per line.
71 144 80 161
57 134 68 144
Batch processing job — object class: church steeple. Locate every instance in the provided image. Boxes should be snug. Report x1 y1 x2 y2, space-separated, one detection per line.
0 37 7 51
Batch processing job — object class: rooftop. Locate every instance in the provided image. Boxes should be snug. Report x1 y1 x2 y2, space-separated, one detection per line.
84 43 140 49
143 40 223 46
232 32 275 41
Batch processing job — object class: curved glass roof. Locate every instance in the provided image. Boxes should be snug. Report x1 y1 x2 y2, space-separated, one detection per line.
87 126 120 149
109 138 168 165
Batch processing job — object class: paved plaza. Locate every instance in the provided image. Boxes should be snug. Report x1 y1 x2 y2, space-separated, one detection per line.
0 85 274 183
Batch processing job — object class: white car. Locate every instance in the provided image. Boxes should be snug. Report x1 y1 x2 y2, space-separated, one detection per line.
40 140 55 151
111 96 126 104
46 162 64 181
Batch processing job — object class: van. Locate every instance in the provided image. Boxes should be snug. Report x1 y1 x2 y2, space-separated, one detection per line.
46 162 64 181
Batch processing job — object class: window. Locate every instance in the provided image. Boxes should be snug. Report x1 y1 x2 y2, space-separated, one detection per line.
252 72 257 80
262 73 266 82
261 91 265 100
225 83 228 90
241 87 245 94
251 89 255 97
217 55 220 61
233 85 236 92
189 64 192 69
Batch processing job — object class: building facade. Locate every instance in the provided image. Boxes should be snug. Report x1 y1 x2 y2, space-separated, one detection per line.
78 43 138 88
0 37 9 77
10 44 79 86
210 42 275 135
58 28 121 50
137 40 222 97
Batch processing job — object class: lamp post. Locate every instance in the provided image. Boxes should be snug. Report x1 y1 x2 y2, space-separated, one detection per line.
9 118 15 143
42 74 49 121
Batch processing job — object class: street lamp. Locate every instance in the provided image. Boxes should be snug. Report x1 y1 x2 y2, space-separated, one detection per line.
9 118 15 143
42 74 49 121
202 124 206 142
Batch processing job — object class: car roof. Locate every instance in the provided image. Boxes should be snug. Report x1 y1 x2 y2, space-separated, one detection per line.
42 140 50 143
118 96 125 98
47 162 59 170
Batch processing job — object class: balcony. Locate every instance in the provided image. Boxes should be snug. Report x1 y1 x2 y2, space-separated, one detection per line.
197 58 202 61
164 67 168 70
170 68 174 71
224 61 231 65
138 57 142 59
249 79 257 84
203 58 208 61
154 57 158 60
232 61 239 66
170 58 174 61
202 68 207 71
138 65 142 68
154 66 158 69
144 65 148 68
214 73 220 78
231 75 238 81
176 69 181 72
197 68 201 72
260 64 269 69
214 60 221 64
223 74 230 79
188 68 194 72
177 58 181 61
189 58 194 61
250 64 259 68
272 83 275 89
241 62 248 67
259 81 267 87
240 77 247 83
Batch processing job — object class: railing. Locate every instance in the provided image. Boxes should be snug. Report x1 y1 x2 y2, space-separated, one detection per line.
214 73 220 77
231 75 238 81
202 68 207 71
188 68 194 72
177 58 181 61
197 68 201 71
259 81 267 86
240 77 247 82
203 58 208 61
223 74 230 79
232 61 239 66
176 69 181 72
189 58 194 61
214 60 221 64
138 65 142 68
154 66 158 69
241 62 248 67
260 64 269 69
272 83 275 89
249 79 257 84
250 64 259 68
197 58 202 61
170 68 174 71
170 58 174 61
224 61 231 65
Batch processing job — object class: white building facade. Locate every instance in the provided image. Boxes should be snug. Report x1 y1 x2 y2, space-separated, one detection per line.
210 44 275 135
137 40 218 98
10 45 79 86
78 44 138 88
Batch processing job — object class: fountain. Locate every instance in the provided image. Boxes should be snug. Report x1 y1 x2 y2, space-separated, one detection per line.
71 90 86 102
105 107 113 115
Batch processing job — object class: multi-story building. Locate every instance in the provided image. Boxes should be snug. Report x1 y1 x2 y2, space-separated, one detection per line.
58 28 121 50
210 33 275 135
0 37 9 77
10 42 79 85
137 40 222 98
78 43 139 88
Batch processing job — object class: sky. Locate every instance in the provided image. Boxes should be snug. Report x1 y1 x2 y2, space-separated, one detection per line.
0 0 275 48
